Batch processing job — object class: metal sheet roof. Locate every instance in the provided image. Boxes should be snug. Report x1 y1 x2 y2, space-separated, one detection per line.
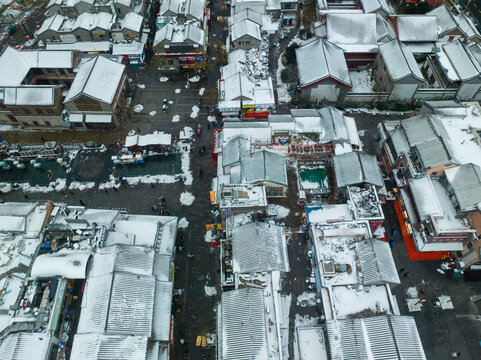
444 163 481 212
232 221 289 273
241 150 288 187
222 135 251 167
219 288 268 360
400 115 437 146
31 251 91 279
333 152 384 188
231 19 261 41
152 280 173 341
356 239 400 286
319 106 348 140
0 332 52 360
326 315 426 360
70 334 148 360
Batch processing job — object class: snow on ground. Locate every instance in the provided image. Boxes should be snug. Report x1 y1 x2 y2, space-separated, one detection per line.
204 285 217 296
137 84 145 89
175 89 181 94
406 286 418 298
180 191 195 206
199 87 205 96
149 111 157 116
98 175 121 190
172 114 180 122
295 314 318 327
0 125 18 131
181 144 193 185
69 181 95 191
269 204 290 219
0 178 68 194
178 217 189 229
159 77 169 82
296 291 318 307
190 105 200 119
204 229 216 243
133 104 143 112
276 56 291 103
349 70 375 93
189 76 201 82
207 115 216 123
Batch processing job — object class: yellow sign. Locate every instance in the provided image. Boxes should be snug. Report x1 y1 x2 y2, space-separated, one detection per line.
205 224 222 231
210 191 216 203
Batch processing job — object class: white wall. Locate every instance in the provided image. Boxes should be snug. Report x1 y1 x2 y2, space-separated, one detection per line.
389 83 418 102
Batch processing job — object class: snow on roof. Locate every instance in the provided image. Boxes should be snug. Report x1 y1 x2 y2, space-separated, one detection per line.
31 251 91 279
125 131 172 147
46 0 62 8
415 137 452 168
184 23 205 45
112 40 144 55
47 41 111 52
222 135 251 167
77 272 156 335
4 86 55 106
388 127 410 157
376 14 396 42
232 8 263 25
74 12 113 31
223 72 255 100
88 245 155 277
241 150 288 186
121 12 143 32
426 4 458 36
333 152 383 188
326 14 377 45
219 287 268 360
231 19 261 41
232 221 289 273
357 239 400 285
64 55 125 104
455 12 481 40
0 202 36 216
154 23 173 46
222 121 272 142
306 204 353 223
78 208 119 226
185 0 205 20
0 47 73 86
228 49 246 63
85 114 112 124
38 13 66 34
114 0 132 7
0 216 25 232
444 164 481 212
400 115 437 146
296 327 328 360
319 106 349 140
1 332 53 360
296 38 351 88
395 15 438 42
159 0 182 15
360 0 390 15
326 316 426 360
70 334 148 360
152 280 173 341
439 40 481 81
379 39 424 81
221 62 244 80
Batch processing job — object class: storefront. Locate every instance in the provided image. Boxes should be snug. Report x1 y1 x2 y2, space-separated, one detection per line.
112 41 146 67
218 101 241 121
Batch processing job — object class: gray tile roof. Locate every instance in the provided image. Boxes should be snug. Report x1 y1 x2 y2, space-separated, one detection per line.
319 106 348 140
379 39 424 81
415 138 452 168
241 150 288 187
333 152 384 188
232 221 289 273
218 288 268 360
444 163 481 212
222 135 251 167
389 127 410 157
400 115 437 146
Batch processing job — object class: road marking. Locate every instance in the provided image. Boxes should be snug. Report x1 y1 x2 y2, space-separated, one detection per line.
475 3 478 7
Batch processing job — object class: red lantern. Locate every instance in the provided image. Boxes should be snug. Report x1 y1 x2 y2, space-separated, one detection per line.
2 33 8 38
35 7 39 10
15 23 20 27
36 25 41 30
24 16 29 21
25 35 30 40
15 45 21 49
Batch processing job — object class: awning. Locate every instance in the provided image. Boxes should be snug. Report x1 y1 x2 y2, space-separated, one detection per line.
85 114 112 123
69 113 84 123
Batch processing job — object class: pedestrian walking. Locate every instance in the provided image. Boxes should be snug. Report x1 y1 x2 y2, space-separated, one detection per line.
137 126 141 133
202 145 205 152
41 137 46 142
392 229 397 237
199 169 203 177
79 199 85 206
389 239 395 248
207 123 210 130
113 187 118 192
24 194 29 200
104 188 109 193
398 267 405 274
404 271 410 278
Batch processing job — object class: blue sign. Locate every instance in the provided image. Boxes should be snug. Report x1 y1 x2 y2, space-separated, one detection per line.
0 135 7 146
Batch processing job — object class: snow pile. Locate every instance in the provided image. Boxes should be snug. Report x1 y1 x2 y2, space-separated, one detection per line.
137 84 145 89
207 115 216 122
178 217 189 229
296 292 318 307
0 178 67 193
269 204 290 219
276 56 291 103
149 111 157 116
69 181 95 191
199 87 205 95
406 287 418 299
133 104 143 112
204 285 217 296
190 105 200 119
0 125 17 131
204 229 216 243
172 114 180 122
159 77 169 82
168 100 173 104
175 88 181 94
180 191 195 206
189 76 201 82
98 175 120 190
181 145 193 185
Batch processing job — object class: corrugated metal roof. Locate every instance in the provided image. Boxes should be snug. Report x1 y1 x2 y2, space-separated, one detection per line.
219 288 268 360
153 254 172 281
241 150 288 186
333 152 383 188
401 115 437 146
152 280 173 341
444 163 481 212
1 332 52 360
326 316 426 360
107 272 155 336
356 239 400 286
223 135 251 167
232 221 289 273
319 106 348 140
442 40 481 81
89 245 155 277
70 334 148 360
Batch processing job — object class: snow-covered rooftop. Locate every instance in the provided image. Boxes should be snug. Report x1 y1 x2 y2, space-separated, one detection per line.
231 19 262 41
222 121 272 143
218 184 268 208
74 12 113 31
296 37 351 88
438 40 481 81
241 150 288 187
64 55 125 104
31 251 91 279
395 15 438 42
333 152 384 188
307 204 354 224
379 39 424 81
348 185 384 220
3 86 56 106
71 334 148 360
444 163 481 213
326 13 377 46
426 4 458 36
120 12 143 32
360 0 391 15
1 332 53 360
222 135 251 167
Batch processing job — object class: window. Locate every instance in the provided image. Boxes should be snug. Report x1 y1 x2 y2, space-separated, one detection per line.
44 121 51 127
76 36 81 41
22 122 29 126
467 241 474 251
7 114 17 122
33 121 40 126
23 108 32 115
35 108 44 114
448 36 455 42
